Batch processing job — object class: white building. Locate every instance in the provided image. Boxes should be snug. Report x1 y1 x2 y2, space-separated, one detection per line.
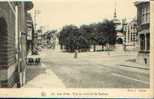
126 19 138 45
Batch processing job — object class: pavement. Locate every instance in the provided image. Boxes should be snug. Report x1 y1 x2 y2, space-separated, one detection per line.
23 63 65 88
23 44 149 88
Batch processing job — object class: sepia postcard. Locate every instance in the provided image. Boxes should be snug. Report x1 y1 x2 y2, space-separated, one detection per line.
0 0 153 98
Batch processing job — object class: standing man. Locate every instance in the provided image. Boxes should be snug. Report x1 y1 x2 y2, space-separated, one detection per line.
74 49 78 59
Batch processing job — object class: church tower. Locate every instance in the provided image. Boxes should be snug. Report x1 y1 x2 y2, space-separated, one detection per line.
113 0 117 19
112 0 121 31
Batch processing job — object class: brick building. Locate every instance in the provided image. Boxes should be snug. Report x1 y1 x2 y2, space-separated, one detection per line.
0 1 33 87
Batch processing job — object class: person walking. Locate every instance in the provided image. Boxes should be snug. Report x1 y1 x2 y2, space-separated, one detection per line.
74 49 78 59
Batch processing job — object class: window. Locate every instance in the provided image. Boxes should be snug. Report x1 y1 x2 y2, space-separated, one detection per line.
131 32 133 41
140 34 145 50
141 4 150 24
147 34 150 51
147 5 150 23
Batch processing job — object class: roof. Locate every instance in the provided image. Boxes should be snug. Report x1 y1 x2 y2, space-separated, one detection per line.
135 0 149 6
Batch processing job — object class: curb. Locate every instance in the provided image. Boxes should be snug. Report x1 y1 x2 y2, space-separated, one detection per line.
119 64 149 70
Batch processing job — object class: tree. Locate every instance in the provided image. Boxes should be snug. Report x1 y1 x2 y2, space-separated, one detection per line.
80 23 97 52
95 22 106 51
59 19 116 52
95 19 116 50
103 19 116 45
59 25 81 52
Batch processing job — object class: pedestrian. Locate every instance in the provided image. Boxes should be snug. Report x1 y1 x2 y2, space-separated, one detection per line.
74 49 78 59
144 58 147 64
107 43 110 55
123 43 126 51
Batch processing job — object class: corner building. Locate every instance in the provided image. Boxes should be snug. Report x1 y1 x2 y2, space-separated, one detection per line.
135 1 150 65
0 1 33 87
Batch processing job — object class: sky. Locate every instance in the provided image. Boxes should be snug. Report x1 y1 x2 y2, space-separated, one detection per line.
30 0 137 30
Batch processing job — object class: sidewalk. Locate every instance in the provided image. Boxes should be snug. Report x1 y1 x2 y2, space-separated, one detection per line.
23 63 65 88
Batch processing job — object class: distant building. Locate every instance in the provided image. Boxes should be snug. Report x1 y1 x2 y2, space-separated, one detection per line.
135 0 150 65
26 13 34 54
112 4 121 32
0 2 33 87
112 3 124 44
37 28 43 46
126 19 138 44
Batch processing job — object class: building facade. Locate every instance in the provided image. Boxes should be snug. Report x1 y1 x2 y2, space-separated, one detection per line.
26 13 34 54
0 1 33 87
126 19 138 44
135 1 150 65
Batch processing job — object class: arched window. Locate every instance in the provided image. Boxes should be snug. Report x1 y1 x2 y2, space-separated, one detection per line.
0 17 8 65
0 17 7 34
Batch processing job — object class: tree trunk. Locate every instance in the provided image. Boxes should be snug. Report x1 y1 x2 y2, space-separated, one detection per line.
60 44 63 49
102 44 104 51
108 44 110 51
93 44 96 52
